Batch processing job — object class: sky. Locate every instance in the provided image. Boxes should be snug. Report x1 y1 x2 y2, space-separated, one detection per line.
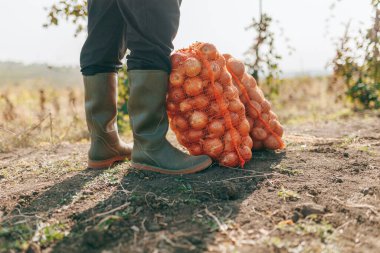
0 0 373 74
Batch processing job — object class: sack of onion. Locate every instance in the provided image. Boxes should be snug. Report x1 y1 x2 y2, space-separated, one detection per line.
167 42 253 168
224 54 285 151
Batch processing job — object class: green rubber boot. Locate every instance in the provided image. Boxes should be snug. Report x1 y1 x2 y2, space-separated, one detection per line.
128 70 212 175
84 73 132 169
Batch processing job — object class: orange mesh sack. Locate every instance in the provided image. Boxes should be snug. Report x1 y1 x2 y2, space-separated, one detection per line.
224 54 285 151
167 43 253 168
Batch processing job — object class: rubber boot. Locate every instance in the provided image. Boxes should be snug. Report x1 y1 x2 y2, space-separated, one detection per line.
128 70 212 175
84 73 132 169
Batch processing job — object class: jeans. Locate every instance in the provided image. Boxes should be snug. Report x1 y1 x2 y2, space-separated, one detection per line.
80 0 182 76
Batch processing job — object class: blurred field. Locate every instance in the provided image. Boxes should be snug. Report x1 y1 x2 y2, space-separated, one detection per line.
0 63 84 152
0 63 348 153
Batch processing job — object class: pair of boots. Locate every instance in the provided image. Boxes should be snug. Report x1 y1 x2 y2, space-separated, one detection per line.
84 70 212 174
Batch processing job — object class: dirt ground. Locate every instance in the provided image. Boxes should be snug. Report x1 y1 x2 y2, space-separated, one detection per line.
1 112 379 253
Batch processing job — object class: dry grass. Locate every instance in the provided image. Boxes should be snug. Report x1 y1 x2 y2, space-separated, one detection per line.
269 76 350 125
0 75 348 153
0 84 88 152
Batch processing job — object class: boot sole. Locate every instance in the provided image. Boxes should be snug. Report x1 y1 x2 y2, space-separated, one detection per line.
88 155 130 169
131 158 213 175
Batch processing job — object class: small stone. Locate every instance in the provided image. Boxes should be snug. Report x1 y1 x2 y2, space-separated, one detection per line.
292 211 301 223
333 177 343 183
25 243 41 253
343 152 349 158
131 225 140 232
361 188 370 196
295 203 325 218
361 187 375 196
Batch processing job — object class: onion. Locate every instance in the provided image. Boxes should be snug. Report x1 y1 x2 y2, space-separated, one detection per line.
241 73 257 90
255 114 269 128
276 124 284 137
169 71 185 87
224 85 239 100
177 133 189 146
179 99 193 113
216 55 226 68
187 129 204 142
247 101 262 119
200 61 221 80
207 119 225 138
240 95 248 104
264 136 281 150
261 113 270 123
167 101 178 112
252 140 263 150
269 119 278 131
224 128 242 149
202 80 209 89
269 111 278 120
188 144 203 156
224 129 241 146
210 61 221 80
269 120 284 137
193 95 210 110
248 87 264 103
227 58 245 79
239 145 252 161
220 152 239 167
219 69 232 85
223 54 233 61
184 57 202 77
189 111 208 130
203 138 224 159
228 99 244 113
168 88 185 103
238 119 251 136
206 82 223 97
230 112 240 126
261 100 271 113
242 136 253 149
252 127 268 141
209 102 222 116
247 117 254 129
200 43 218 60
171 52 187 69
173 116 189 131
184 77 203 97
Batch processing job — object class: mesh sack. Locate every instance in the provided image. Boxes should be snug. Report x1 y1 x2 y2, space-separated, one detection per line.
224 54 285 150
167 43 253 168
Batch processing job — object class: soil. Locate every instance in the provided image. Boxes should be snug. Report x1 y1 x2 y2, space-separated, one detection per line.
0 112 379 253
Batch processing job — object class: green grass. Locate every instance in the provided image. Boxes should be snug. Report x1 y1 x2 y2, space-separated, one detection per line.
273 164 304 176
278 187 300 201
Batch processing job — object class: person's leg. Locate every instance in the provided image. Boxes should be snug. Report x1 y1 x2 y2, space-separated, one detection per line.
80 0 132 169
117 0 212 174
80 0 127 75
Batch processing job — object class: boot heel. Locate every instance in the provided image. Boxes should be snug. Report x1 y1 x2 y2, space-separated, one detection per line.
88 155 128 169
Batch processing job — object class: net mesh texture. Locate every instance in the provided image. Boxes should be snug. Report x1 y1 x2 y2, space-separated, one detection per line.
166 42 284 168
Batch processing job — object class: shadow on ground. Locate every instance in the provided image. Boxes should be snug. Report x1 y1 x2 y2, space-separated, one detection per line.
21 169 105 214
47 150 284 253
